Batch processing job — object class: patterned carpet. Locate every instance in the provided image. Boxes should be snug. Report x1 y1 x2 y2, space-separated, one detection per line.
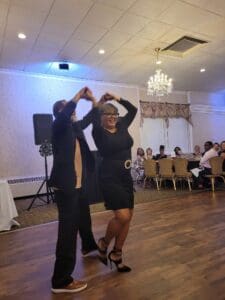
10 186 205 231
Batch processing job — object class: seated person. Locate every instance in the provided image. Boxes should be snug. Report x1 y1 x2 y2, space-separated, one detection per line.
132 147 145 182
194 142 220 188
154 145 167 160
146 147 154 160
219 140 225 171
174 146 182 157
193 145 202 160
202 141 213 156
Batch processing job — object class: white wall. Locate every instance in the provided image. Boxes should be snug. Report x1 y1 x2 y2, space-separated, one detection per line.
0 69 225 193
0 70 140 182
189 91 225 106
189 91 225 150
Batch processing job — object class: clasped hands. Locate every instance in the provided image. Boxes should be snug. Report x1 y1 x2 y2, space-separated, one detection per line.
75 87 120 105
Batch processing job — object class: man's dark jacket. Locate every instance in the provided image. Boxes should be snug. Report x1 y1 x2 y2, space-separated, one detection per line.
49 101 95 193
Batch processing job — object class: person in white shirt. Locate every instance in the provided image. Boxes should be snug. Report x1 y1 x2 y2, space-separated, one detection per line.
199 143 219 169
202 140 213 156
197 143 220 187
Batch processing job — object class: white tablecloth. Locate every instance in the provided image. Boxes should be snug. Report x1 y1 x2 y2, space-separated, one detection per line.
0 180 20 231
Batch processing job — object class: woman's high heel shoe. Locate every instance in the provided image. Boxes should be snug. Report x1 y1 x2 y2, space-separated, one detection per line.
108 249 131 272
97 237 108 265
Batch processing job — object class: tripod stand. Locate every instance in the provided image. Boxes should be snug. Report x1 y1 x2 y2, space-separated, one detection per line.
27 142 54 210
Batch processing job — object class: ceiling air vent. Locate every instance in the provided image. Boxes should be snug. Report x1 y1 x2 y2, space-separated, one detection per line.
162 36 208 57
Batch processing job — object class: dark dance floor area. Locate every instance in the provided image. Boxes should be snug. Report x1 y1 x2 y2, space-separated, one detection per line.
1 190 225 300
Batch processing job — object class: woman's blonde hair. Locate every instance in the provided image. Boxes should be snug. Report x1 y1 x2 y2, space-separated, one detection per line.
99 103 118 115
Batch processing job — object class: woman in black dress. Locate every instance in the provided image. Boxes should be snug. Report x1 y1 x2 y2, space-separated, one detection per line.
91 91 137 272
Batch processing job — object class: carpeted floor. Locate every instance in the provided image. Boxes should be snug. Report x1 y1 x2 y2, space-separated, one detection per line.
10 185 207 231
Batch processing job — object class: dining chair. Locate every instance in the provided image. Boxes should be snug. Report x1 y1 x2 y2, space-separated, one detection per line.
173 158 192 191
205 156 225 192
143 159 160 190
158 158 176 190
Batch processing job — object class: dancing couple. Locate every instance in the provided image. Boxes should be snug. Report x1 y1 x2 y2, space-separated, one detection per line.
49 87 137 293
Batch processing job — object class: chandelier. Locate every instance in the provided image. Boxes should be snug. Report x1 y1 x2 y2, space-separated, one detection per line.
147 48 173 97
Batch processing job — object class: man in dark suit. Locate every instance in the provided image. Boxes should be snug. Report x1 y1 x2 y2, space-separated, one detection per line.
49 87 97 294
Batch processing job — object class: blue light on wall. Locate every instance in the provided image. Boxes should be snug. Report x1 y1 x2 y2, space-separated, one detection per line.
209 91 225 106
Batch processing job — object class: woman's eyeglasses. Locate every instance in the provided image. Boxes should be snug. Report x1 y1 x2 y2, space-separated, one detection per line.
103 113 119 118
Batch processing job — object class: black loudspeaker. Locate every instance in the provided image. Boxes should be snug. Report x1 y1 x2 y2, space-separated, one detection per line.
33 114 53 145
59 63 69 70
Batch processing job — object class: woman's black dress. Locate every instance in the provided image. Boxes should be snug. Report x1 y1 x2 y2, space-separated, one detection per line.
92 99 137 210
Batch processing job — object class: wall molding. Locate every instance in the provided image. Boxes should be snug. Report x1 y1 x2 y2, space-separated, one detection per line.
191 104 225 115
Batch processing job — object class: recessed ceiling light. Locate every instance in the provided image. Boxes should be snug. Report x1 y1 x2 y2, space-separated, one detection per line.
18 33 26 39
98 49 105 54
200 68 205 72
156 60 162 65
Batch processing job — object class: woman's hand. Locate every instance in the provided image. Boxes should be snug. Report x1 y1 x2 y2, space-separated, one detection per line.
97 92 121 107
103 92 120 102
98 95 107 106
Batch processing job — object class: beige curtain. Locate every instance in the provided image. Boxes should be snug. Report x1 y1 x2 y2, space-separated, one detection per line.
140 100 192 127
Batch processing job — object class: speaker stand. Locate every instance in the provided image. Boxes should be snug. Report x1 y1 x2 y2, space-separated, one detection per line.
27 153 54 210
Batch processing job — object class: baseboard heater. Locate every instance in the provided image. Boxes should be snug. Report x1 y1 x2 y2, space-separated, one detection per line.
8 176 47 199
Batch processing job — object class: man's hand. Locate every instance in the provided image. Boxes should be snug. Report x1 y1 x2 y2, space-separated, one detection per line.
83 87 94 100
72 87 87 103
81 87 98 107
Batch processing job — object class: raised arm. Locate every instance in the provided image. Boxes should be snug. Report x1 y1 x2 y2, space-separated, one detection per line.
118 98 137 127
76 98 98 130
80 88 102 130
53 88 86 133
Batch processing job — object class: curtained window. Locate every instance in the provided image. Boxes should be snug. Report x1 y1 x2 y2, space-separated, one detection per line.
139 100 192 153
139 100 192 127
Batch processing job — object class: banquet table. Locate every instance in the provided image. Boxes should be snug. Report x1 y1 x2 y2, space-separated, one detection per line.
0 180 20 231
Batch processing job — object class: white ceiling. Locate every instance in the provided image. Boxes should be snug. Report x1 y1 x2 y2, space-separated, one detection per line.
0 0 225 92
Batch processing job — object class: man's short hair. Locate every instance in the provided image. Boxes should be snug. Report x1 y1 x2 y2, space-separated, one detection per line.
204 141 213 147
159 145 165 150
53 100 65 118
